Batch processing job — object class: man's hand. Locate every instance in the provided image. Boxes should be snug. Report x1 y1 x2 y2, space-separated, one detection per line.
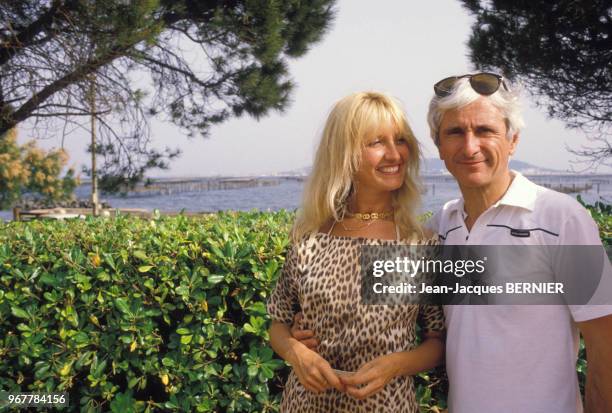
577 314 612 413
340 354 398 400
290 313 319 351
291 345 344 394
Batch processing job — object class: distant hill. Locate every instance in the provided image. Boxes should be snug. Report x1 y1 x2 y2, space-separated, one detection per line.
422 158 561 175
281 159 561 177
508 159 562 175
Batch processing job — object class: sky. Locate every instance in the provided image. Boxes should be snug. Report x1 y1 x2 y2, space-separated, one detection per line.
23 0 609 177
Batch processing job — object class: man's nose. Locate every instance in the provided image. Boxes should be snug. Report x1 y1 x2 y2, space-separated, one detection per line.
462 131 480 157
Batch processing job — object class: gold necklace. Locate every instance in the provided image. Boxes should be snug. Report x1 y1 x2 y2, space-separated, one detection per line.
346 211 394 221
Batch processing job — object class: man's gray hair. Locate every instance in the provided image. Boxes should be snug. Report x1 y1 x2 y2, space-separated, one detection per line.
427 76 525 145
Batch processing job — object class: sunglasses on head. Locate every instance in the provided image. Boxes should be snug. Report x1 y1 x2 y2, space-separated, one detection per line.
433 72 509 97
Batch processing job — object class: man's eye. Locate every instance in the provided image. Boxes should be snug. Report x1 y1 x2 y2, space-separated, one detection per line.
477 128 495 136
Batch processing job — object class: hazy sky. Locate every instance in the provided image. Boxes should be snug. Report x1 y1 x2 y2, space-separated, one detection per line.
24 0 609 177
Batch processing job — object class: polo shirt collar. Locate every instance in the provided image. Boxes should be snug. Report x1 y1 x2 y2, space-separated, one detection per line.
496 171 537 211
449 170 537 219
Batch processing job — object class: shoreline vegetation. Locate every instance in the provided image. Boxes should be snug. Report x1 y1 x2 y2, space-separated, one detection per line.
0 206 608 411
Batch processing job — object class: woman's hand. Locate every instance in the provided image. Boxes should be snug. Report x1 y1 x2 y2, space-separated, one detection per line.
291 344 344 394
339 354 398 400
340 335 444 400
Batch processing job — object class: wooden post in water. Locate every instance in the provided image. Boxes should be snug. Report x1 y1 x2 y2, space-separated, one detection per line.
13 207 20 222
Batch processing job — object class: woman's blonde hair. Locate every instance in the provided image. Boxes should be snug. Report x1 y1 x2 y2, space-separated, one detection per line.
291 91 423 243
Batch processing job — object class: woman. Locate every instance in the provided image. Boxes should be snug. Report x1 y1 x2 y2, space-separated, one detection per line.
267 92 445 412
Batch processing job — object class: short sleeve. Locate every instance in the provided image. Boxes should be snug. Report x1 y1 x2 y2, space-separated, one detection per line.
554 205 612 322
417 304 445 334
267 244 301 325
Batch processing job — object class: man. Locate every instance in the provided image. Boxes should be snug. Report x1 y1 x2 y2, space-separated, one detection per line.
423 73 612 413
291 73 612 412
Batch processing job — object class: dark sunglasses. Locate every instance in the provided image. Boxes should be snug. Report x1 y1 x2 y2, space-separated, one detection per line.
433 72 509 97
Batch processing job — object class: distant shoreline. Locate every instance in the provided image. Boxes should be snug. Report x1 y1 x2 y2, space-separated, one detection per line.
3 173 609 222
77 172 612 185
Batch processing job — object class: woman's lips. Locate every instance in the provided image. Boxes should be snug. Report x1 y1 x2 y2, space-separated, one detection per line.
376 165 401 174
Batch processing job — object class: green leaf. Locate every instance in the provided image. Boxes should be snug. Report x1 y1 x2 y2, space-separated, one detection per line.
16 323 30 331
11 306 29 319
260 347 273 360
40 273 59 287
180 335 193 345
246 302 267 315
210 245 224 258
243 323 256 334
34 363 51 380
259 364 274 379
255 391 269 404
110 391 137 413
114 298 130 314
207 274 224 284
176 328 190 335
133 250 148 261
73 331 89 344
64 305 79 327
94 360 107 376
161 357 176 367
247 365 259 377
175 285 189 296
138 265 154 273
127 377 139 389
102 253 116 270
263 359 284 370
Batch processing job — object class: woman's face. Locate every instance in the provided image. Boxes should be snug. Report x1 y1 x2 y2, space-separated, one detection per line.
354 122 409 197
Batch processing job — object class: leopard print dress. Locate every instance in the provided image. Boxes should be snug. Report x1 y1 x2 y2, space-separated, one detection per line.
267 231 444 413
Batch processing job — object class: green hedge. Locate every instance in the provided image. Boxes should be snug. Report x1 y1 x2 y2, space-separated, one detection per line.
0 212 294 412
578 195 611 246
1 207 604 411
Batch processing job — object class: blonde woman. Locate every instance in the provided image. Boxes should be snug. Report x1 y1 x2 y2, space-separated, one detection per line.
267 92 445 412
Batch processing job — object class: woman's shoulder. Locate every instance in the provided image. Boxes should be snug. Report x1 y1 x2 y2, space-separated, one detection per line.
318 219 335 235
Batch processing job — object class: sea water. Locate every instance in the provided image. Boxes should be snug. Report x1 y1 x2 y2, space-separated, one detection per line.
1 175 610 221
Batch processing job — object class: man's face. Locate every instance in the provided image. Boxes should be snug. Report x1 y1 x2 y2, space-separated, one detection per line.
437 97 518 189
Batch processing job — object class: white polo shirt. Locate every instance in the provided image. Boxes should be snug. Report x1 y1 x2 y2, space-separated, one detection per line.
427 172 612 413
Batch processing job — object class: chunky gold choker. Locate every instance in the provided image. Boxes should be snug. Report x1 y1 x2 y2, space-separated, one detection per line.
347 211 394 221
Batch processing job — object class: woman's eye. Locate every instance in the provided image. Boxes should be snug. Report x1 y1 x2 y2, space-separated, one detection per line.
368 140 382 146
396 137 407 144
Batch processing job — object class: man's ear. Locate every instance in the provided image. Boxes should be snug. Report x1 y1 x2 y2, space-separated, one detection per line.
509 132 519 155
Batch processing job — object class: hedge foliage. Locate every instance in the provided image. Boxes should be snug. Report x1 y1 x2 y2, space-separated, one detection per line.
578 195 611 246
0 212 294 412
1 207 605 411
